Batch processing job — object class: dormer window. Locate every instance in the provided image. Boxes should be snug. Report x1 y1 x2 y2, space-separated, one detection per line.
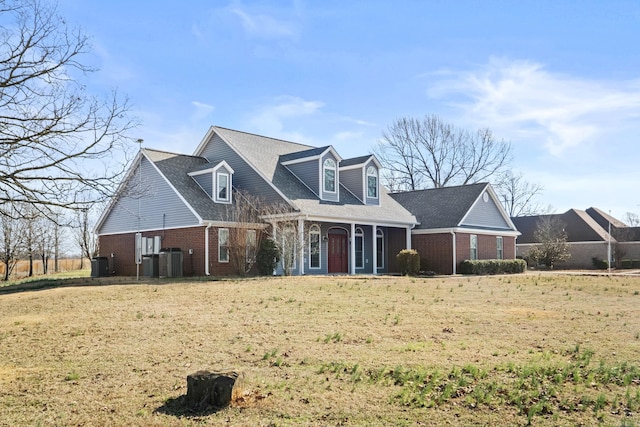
217 172 229 202
367 166 378 198
323 158 336 193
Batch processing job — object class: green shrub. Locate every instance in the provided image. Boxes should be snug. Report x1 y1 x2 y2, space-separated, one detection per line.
621 259 640 269
458 259 526 275
591 257 608 270
256 238 280 276
396 249 420 276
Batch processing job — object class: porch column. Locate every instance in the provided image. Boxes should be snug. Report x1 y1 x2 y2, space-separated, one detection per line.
372 225 377 275
298 218 304 276
405 226 412 250
350 223 356 275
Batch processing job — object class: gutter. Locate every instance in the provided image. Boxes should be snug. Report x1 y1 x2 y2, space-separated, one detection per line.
450 230 457 275
204 223 213 276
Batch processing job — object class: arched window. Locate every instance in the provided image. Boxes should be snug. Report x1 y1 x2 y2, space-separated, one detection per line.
309 224 321 269
376 229 384 269
366 166 378 198
323 158 336 193
355 227 364 269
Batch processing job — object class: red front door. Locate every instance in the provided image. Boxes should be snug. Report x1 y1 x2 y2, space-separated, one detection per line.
328 230 348 273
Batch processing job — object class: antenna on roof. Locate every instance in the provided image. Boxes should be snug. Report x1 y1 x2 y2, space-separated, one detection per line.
137 138 144 150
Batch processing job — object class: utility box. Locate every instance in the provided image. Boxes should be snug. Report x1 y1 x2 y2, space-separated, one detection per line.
159 248 183 278
91 257 110 278
142 255 159 278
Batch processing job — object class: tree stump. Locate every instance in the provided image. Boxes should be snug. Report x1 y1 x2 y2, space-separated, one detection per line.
185 370 244 411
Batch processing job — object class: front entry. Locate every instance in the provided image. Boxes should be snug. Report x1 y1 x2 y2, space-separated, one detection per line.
327 228 349 273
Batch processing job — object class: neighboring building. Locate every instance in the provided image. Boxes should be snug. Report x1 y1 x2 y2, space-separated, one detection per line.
511 208 640 269
390 183 520 274
95 126 418 277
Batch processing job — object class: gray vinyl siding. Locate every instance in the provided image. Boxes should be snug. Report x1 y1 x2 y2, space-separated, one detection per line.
462 192 511 229
192 173 212 197
340 168 363 202
320 153 339 202
200 134 287 204
99 157 199 234
286 160 320 195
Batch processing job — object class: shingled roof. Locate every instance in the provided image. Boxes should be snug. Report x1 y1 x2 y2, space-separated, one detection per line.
217 127 416 225
389 183 491 229
512 209 615 244
144 148 231 221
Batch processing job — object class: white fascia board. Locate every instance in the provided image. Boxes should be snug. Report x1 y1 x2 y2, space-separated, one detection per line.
281 154 321 166
301 214 418 228
192 126 217 157
322 146 343 163
459 183 519 232
94 150 144 234
412 227 521 237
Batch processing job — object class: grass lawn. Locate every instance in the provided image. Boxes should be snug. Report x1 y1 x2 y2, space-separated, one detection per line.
1 274 639 426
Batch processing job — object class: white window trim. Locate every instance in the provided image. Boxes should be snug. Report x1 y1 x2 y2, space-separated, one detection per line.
322 158 337 194
496 236 503 260
355 227 364 269
366 166 378 199
308 224 321 269
218 228 229 263
376 229 384 269
215 171 231 204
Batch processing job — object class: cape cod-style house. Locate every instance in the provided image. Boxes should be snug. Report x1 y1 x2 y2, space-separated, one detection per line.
95 126 418 277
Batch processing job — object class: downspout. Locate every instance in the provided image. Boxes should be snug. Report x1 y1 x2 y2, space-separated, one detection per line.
204 223 213 276
450 230 457 275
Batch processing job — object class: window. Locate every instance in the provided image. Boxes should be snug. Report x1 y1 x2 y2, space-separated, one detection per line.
218 228 229 263
496 236 503 260
470 234 478 260
355 227 364 269
376 229 384 269
366 166 378 198
246 230 257 265
323 158 336 193
309 224 321 269
216 172 230 203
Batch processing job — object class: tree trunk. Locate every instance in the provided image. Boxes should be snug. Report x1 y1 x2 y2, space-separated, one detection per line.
185 370 244 411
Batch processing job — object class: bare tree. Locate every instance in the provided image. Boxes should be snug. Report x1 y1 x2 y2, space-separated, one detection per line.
222 190 270 276
73 207 98 269
0 207 25 280
624 212 640 227
0 0 136 220
495 170 545 217
374 115 511 190
526 216 571 268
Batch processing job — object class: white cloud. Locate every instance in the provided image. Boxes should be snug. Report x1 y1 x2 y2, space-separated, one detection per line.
227 2 299 40
429 58 640 156
191 101 215 121
249 95 324 142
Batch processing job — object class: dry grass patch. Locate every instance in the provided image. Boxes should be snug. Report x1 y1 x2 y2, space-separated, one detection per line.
0 274 639 426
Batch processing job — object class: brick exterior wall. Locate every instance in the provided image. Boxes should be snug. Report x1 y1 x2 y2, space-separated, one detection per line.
413 233 516 275
412 233 455 275
98 226 237 277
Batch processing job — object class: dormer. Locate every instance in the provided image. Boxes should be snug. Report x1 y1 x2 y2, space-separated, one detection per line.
339 155 381 205
280 146 342 202
188 160 234 204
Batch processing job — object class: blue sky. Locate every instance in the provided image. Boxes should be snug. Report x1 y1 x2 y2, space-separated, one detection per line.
59 0 640 220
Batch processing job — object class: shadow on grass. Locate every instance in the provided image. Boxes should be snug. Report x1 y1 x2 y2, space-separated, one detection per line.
154 394 224 418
